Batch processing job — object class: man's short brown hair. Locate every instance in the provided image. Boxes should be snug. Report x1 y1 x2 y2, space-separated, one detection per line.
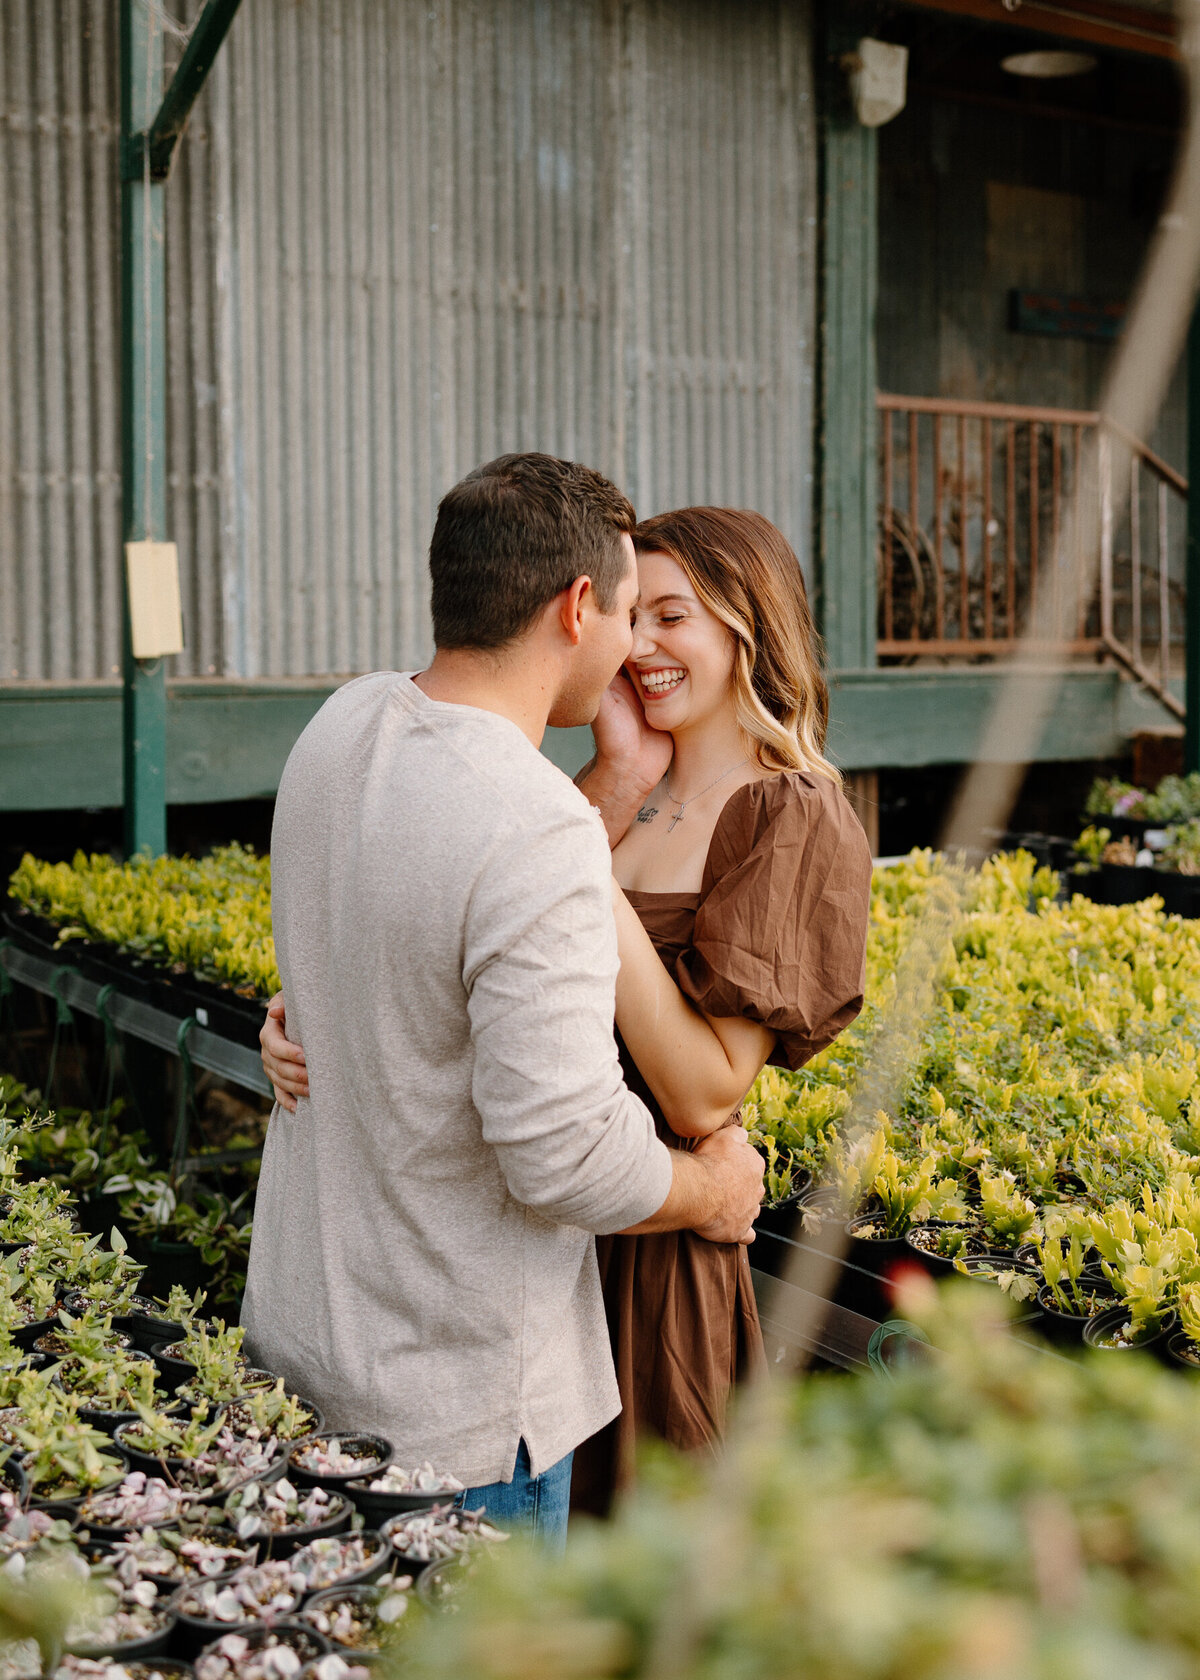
429 453 636 650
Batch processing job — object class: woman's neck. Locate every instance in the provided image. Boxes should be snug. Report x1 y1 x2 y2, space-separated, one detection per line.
665 713 751 800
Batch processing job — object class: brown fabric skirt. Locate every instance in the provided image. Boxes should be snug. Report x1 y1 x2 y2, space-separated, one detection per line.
571 1226 765 1517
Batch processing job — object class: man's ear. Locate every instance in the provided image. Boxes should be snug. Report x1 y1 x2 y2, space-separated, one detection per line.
558 576 593 647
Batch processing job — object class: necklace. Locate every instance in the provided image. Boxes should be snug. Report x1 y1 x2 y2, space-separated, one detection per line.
636 757 748 832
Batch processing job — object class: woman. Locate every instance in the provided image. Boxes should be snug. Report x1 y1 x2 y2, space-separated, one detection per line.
566 507 871 1511
261 506 871 1512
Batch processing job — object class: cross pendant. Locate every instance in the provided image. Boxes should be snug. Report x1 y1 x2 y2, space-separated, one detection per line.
667 811 683 832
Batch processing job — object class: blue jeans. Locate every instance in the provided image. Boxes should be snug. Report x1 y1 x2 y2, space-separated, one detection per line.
459 1439 573 1550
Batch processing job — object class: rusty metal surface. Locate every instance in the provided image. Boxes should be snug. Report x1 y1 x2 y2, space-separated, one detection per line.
5 0 817 685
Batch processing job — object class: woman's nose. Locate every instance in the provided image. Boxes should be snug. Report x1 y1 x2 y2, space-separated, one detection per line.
629 617 658 659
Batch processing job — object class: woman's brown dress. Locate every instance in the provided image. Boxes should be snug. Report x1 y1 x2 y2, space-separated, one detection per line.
571 772 873 1515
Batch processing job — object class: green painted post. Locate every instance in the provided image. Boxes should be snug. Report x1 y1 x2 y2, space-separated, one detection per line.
120 0 169 857
816 5 878 674
1186 306 1200 773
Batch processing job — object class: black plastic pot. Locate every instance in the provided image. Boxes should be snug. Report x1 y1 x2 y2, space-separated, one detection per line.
67 1609 177 1663
1 1454 28 1505
12 1315 62 1351
752 1171 815 1239
1082 1304 1178 1354
343 1478 450 1526
1151 870 1200 918
76 1401 160 1438
379 1510 465 1579
136 1238 208 1301
147 1340 200 1396
192 1622 330 1677
288 1434 393 1492
35 1328 134 1361
170 1603 292 1664
108 1662 194 1680
1035 1280 1118 1343
115 1309 187 1355
255 1493 354 1560
174 975 270 1051
1164 1330 1200 1371
0 904 72 961
414 1556 471 1608
71 940 162 1006
76 1504 192 1547
299 1584 399 1660
904 1221 988 1276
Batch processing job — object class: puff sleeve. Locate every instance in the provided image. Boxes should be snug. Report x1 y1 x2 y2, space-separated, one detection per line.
674 773 871 1070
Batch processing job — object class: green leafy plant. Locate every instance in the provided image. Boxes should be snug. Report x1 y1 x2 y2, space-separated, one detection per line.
223 1381 316 1442
13 1389 125 1499
168 1320 253 1403
1038 1235 1093 1313
1073 824 1111 869
978 1173 1039 1250
123 1403 225 1462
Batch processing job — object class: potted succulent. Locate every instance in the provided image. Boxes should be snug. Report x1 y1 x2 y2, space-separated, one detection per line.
286 1532 389 1595
107 1525 257 1590
287 1438 391 1493
192 1624 330 1680
903 1220 987 1274
379 1505 506 1577
1034 1236 1117 1341
75 1471 197 1541
64 1576 176 1662
221 1386 323 1445
299 1582 412 1658
343 1464 464 1526
222 1481 352 1560
115 1414 285 1499
0 1487 72 1560
171 1559 317 1656
15 1396 128 1512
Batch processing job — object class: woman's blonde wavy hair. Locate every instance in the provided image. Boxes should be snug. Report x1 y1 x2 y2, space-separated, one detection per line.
632 507 839 784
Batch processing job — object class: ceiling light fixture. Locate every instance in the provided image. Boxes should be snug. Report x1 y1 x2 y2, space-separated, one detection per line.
1001 49 1098 78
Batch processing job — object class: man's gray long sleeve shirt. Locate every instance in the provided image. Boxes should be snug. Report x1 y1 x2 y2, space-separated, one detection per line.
242 673 672 1486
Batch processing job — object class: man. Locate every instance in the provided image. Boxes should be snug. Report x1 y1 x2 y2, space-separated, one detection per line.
243 453 764 1544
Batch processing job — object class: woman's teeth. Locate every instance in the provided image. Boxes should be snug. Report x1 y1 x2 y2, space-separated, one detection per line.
640 669 686 697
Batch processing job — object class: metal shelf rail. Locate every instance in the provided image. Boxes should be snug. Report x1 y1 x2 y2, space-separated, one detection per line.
0 943 271 1097
0 941 271 1183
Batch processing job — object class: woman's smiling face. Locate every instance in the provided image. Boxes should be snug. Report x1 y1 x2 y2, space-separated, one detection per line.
627 549 737 733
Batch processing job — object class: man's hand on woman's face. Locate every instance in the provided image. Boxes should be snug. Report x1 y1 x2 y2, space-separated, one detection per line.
591 670 674 793
261 992 310 1112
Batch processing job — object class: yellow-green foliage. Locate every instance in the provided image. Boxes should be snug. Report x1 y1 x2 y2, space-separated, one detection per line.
749 850 1200 1328
9 844 278 999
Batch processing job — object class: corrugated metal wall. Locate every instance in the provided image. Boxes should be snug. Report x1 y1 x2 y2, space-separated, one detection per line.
3 0 816 682
1 0 223 682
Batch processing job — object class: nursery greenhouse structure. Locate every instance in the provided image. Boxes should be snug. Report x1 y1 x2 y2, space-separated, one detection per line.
6 1 1200 1677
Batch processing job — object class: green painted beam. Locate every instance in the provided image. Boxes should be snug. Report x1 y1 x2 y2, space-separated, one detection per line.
143 0 244 179
815 4 878 672
121 0 169 857
0 669 1180 813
